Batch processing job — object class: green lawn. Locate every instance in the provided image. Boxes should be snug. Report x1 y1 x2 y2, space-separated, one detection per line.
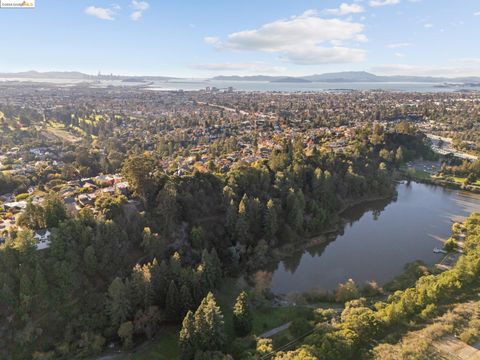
452 177 480 186
409 169 431 181
252 306 311 335
123 325 180 360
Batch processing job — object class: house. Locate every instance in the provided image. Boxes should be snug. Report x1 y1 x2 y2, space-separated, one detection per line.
95 175 115 187
34 229 51 250
115 182 130 195
64 197 78 216
78 193 96 207
3 201 27 213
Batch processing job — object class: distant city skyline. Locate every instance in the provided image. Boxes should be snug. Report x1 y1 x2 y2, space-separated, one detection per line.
0 0 479 78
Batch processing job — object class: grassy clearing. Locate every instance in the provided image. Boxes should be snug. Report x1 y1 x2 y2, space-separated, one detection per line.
451 177 480 186
123 325 180 360
44 121 81 143
251 306 311 335
408 168 432 181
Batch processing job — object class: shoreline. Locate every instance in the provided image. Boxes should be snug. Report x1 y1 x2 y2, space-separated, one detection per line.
268 179 471 298
272 189 396 260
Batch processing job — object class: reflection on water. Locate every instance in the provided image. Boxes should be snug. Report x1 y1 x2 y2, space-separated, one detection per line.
265 182 480 294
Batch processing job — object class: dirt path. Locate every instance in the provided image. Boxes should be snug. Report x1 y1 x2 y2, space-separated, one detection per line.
259 321 292 338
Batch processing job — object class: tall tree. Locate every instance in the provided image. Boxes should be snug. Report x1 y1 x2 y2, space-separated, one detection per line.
193 292 226 352
179 310 197 360
235 196 251 245
122 153 157 205
263 199 278 241
232 291 252 337
180 284 194 317
106 277 131 328
44 192 67 228
165 280 181 321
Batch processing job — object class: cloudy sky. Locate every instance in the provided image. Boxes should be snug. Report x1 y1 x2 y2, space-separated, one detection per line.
0 0 479 77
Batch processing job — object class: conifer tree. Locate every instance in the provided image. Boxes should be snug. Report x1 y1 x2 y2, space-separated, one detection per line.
180 284 194 317
165 280 181 321
263 199 278 241
150 258 168 307
193 292 226 352
179 310 196 360
107 277 131 328
235 196 251 245
225 200 237 242
232 291 252 336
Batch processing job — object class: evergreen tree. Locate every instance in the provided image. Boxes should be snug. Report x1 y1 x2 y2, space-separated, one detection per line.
202 249 222 289
287 189 304 231
235 197 251 246
165 280 181 321
179 310 197 360
19 271 34 315
44 192 68 228
180 284 194 317
83 245 98 275
192 266 208 304
193 292 226 352
141 227 164 259
232 291 252 337
34 263 49 308
263 199 278 241
131 263 153 310
150 259 168 307
225 200 237 242
107 277 130 327
107 277 131 328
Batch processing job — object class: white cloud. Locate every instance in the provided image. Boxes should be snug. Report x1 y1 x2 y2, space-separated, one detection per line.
474 11 480 16
130 0 149 21
190 62 287 74
424 23 433 28
394 52 405 58
326 3 364 16
85 6 116 21
131 11 142 21
386 42 412 49
132 0 149 11
204 36 220 45
279 47 366 65
205 10 367 65
369 0 400 7
371 64 480 77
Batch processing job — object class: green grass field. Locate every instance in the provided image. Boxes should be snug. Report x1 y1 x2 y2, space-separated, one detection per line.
451 177 480 186
124 325 180 360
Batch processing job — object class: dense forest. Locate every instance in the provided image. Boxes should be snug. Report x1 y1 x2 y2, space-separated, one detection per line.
0 121 435 359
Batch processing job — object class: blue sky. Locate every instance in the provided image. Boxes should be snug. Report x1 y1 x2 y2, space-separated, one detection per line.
0 0 479 77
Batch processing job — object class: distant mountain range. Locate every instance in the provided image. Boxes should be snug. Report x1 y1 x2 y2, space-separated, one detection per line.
0 71 178 81
211 71 480 84
1 70 479 84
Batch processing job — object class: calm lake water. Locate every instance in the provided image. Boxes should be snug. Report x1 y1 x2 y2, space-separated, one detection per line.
268 182 480 294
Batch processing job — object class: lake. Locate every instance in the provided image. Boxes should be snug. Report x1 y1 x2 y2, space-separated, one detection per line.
267 182 480 294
